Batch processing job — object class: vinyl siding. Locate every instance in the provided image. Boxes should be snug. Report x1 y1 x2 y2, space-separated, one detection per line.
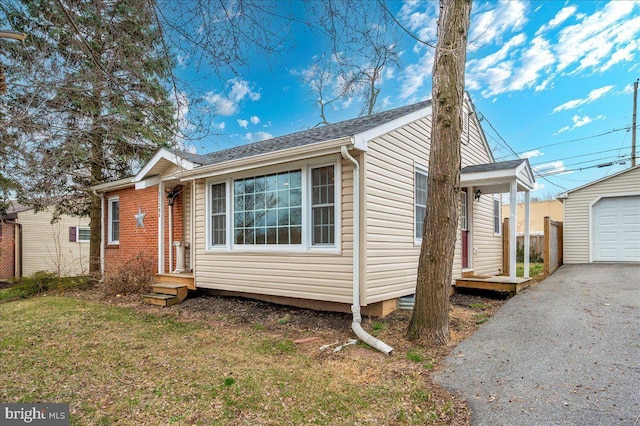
563 167 640 263
17 207 90 277
193 156 355 304
363 100 502 304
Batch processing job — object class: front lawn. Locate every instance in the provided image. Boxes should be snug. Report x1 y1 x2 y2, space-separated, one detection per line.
0 295 479 425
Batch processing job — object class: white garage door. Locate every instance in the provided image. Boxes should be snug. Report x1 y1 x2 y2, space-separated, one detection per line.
593 195 640 262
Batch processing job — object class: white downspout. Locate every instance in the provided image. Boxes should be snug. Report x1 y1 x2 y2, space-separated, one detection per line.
93 189 105 279
341 145 393 355
169 201 173 273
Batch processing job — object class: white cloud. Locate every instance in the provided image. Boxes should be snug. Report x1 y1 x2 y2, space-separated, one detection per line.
531 182 545 192
521 149 543 159
399 53 434 100
250 116 260 125
468 0 528 51
554 114 606 134
398 1 438 51
552 85 614 113
506 36 555 92
555 1 638 72
533 160 567 175
203 78 261 116
243 131 273 142
213 122 226 131
536 5 577 35
237 119 248 129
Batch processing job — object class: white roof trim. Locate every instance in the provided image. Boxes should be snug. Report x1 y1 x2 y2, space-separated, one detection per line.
92 177 135 192
352 105 432 150
134 148 198 182
557 164 640 199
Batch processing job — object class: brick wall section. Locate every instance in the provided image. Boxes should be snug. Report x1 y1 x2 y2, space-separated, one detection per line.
164 185 184 272
0 222 16 279
104 186 159 274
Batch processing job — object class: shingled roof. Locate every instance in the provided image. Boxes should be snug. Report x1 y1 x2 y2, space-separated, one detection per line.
461 159 527 174
177 100 432 167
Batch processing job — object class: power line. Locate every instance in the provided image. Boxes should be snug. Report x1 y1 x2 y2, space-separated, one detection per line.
529 146 631 166
495 126 634 160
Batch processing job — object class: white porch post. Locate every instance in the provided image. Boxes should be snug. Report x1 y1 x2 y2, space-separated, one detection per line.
509 180 517 282
158 181 165 274
524 190 530 278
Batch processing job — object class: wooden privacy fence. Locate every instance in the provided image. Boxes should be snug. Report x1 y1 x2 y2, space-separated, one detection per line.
502 216 563 277
544 216 563 276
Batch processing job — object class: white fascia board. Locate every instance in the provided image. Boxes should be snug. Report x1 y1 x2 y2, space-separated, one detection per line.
91 177 135 192
135 176 160 189
352 106 432 151
515 161 536 189
461 167 517 185
134 148 198 182
179 138 351 181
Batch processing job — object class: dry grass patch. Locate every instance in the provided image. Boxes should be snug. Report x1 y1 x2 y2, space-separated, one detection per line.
0 292 504 425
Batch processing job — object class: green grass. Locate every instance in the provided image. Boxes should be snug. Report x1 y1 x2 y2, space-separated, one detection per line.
516 262 544 278
0 296 462 425
468 302 488 310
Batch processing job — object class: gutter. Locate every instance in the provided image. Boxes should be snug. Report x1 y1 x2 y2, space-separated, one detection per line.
340 145 393 356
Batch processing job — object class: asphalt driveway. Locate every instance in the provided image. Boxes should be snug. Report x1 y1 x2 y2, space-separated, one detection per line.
433 263 640 426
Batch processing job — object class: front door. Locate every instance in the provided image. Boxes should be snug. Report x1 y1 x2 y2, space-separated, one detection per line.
461 189 469 268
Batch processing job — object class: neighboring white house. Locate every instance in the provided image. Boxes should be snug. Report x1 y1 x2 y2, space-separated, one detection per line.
94 94 535 316
558 165 640 263
14 206 90 277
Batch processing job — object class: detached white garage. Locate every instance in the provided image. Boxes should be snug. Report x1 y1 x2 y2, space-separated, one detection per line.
559 165 640 263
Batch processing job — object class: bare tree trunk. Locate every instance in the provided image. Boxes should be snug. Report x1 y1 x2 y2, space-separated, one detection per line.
407 0 472 345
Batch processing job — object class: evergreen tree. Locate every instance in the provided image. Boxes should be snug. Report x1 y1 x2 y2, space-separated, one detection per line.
0 0 176 272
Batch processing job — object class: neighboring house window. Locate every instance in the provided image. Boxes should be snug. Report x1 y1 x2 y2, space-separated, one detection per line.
493 196 501 235
234 170 303 245
210 183 226 246
66 226 89 243
208 163 338 250
415 168 428 240
108 196 120 244
312 165 335 245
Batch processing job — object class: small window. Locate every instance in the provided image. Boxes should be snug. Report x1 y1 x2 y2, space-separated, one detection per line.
415 168 428 240
108 196 120 244
493 197 501 235
77 226 90 243
312 165 335 245
210 183 226 246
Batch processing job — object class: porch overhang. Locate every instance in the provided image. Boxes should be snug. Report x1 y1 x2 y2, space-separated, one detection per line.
461 159 536 283
460 158 535 195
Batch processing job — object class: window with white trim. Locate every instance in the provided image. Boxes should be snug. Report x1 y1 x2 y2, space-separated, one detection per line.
210 183 226 246
493 196 501 235
208 163 338 250
415 168 428 240
77 226 90 243
312 165 335 245
108 196 120 244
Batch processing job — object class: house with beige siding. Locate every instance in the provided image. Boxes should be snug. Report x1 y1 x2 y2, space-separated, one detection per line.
558 165 640 263
94 95 536 321
0 203 90 279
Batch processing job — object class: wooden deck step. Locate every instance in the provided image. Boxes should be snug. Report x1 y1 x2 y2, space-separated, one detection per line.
142 293 182 307
143 283 189 307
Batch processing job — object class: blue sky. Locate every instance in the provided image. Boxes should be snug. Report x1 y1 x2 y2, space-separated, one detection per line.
175 0 640 198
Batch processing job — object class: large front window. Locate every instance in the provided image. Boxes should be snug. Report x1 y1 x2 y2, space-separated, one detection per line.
234 170 302 245
208 163 338 250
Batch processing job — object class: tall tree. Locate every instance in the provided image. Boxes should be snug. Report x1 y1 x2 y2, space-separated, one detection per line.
0 0 176 273
407 0 472 344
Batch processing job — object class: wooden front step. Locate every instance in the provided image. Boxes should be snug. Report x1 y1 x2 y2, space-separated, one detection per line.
143 283 188 307
156 273 195 290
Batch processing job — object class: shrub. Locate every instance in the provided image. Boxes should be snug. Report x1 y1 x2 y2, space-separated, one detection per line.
0 272 95 302
516 245 543 263
102 253 154 296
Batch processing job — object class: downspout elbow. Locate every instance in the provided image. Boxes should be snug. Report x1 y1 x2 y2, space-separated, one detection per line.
340 145 393 356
